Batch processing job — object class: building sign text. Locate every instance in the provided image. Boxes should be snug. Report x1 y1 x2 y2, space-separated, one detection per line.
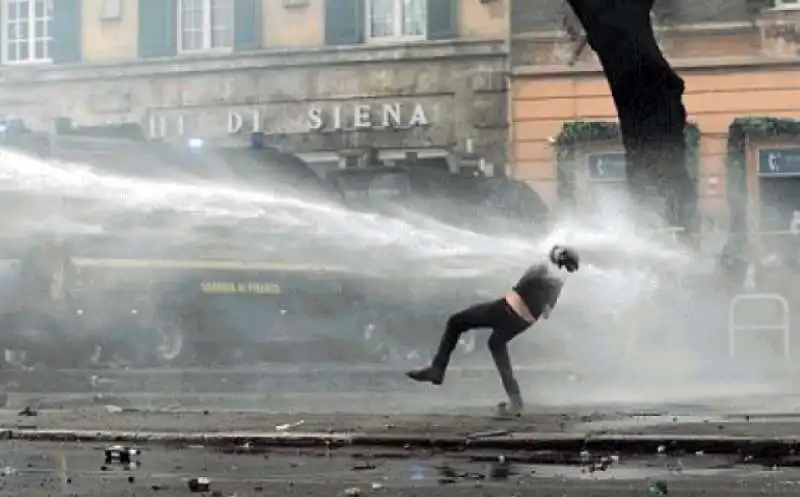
148 101 431 139
200 280 281 295
307 102 429 131
148 110 267 139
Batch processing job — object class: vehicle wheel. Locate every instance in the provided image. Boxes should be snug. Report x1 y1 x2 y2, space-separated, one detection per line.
145 314 189 366
154 319 185 363
2 348 28 368
7 311 62 367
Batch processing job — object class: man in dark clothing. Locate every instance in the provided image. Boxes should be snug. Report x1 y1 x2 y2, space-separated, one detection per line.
406 245 580 415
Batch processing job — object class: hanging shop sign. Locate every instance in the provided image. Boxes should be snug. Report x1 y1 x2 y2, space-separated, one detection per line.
758 148 800 177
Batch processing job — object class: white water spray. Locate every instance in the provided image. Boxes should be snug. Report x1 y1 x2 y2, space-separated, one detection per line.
0 149 774 407
0 149 536 273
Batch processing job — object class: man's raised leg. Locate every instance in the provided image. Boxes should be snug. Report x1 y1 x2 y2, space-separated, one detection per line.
407 301 497 385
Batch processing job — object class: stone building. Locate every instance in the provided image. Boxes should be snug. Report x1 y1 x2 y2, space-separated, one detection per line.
0 0 509 174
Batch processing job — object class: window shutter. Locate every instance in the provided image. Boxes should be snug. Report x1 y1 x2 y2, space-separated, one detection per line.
234 0 262 51
138 0 178 58
427 0 458 40
51 0 82 63
325 0 364 46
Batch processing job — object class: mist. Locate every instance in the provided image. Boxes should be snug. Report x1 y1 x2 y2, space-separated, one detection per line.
0 146 785 412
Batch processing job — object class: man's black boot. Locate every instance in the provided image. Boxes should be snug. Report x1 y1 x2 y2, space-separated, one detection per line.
497 390 523 417
497 398 523 417
406 366 444 385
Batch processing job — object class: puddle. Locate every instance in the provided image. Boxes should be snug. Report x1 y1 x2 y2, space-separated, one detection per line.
371 454 799 485
524 463 790 481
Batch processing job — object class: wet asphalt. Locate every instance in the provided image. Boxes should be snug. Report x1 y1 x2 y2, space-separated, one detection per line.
0 364 588 413
5 365 798 417
3 369 800 495
7 365 800 497
3 441 800 497
0 408 581 437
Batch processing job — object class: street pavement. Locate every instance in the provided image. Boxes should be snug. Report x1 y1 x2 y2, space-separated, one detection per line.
2 364 795 415
1 440 800 496
8 366 800 460
0 364 578 394
4 402 800 495
6 405 800 441
0 408 581 436
576 413 800 437
0 364 589 413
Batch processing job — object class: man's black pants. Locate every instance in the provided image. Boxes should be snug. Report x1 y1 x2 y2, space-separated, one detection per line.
431 298 531 402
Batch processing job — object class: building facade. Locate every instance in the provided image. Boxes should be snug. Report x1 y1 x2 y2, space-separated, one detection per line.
0 0 509 173
509 0 800 237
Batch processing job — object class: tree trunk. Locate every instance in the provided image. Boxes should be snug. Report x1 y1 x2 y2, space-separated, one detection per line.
566 0 697 239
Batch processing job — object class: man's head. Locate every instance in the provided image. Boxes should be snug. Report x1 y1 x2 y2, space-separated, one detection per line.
550 245 580 273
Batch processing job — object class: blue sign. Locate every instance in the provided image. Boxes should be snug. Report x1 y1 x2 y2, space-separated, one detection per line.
758 148 800 176
587 152 626 181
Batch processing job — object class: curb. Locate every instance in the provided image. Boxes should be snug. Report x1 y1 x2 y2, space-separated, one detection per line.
4 429 800 457
1 429 356 447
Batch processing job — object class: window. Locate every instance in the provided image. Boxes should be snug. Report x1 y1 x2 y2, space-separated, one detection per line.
178 0 233 52
366 0 426 42
2 0 52 64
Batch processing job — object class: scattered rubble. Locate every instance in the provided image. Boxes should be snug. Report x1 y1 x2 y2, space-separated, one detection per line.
466 429 511 440
586 455 615 473
649 480 669 495
489 455 512 479
17 406 37 417
435 461 499 483
104 445 141 470
276 420 305 431
188 476 211 493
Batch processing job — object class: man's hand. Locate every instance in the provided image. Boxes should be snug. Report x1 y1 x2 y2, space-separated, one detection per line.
541 304 552 319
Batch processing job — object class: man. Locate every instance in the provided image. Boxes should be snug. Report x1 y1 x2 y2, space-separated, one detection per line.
406 245 580 416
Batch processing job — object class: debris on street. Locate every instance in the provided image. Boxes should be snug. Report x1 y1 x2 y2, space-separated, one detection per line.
17 406 37 417
104 445 140 467
649 480 669 495
188 476 211 493
489 455 512 480
276 420 305 431
466 429 511 440
586 455 615 473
